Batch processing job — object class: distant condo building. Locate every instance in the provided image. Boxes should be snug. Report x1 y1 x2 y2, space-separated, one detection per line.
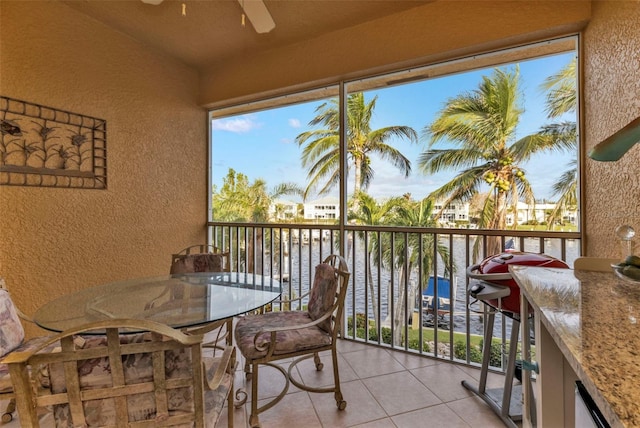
269 199 298 221
434 201 470 226
268 197 576 227
303 196 339 220
506 201 577 226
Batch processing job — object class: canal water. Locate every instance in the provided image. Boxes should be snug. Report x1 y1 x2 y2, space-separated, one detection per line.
260 235 580 338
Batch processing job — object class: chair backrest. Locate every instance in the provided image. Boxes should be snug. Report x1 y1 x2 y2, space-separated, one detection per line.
5 319 208 427
0 285 25 358
0 277 31 324
573 256 619 272
307 255 350 335
170 244 230 274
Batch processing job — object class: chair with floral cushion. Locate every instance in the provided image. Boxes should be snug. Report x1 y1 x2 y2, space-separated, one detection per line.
3 318 236 427
170 244 230 274
165 244 233 351
0 277 54 424
234 254 350 428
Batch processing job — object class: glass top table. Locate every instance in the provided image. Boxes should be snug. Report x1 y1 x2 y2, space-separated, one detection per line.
34 272 282 333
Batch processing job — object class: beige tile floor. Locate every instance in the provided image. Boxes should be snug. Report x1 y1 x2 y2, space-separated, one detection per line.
1 339 513 427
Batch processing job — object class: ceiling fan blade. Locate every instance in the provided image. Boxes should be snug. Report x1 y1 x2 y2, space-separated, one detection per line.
141 0 164 4
238 0 275 34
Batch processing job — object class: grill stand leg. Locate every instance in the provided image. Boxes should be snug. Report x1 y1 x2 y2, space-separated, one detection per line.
502 318 521 417
462 309 521 428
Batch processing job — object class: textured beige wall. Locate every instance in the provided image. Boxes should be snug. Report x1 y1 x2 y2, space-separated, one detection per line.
0 1 207 336
583 0 640 257
200 0 591 106
2 0 637 339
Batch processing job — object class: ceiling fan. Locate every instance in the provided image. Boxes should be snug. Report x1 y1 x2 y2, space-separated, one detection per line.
140 0 275 34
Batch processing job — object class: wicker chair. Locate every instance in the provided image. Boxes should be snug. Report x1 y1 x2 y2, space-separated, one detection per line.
0 278 54 424
234 254 350 428
3 318 235 427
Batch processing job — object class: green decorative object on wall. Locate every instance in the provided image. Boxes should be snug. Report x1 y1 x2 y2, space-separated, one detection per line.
0 96 106 188
589 116 640 162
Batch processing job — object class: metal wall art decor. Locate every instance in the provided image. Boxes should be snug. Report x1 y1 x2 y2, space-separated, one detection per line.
0 96 106 188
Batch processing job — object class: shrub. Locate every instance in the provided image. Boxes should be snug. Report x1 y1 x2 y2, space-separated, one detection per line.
407 337 419 350
408 337 431 352
348 313 369 330
454 340 483 363
353 326 391 344
368 329 379 341
380 327 392 344
477 338 504 368
355 313 368 329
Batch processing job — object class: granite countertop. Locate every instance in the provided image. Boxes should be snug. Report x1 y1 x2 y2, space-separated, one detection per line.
510 265 640 428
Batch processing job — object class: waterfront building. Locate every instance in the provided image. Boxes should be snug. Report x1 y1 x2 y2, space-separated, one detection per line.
506 201 579 226
433 200 471 226
269 199 298 221
303 196 339 221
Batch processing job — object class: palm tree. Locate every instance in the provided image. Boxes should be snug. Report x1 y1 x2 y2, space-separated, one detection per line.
541 57 576 118
538 58 578 228
418 67 567 258
547 159 577 226
212 169 268 222
213 169 303 222
296 92 418 202
381 197 452 345
348 191 406 329
212 168 303 272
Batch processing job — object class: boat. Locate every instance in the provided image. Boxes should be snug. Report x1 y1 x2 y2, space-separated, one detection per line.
422 276 456 327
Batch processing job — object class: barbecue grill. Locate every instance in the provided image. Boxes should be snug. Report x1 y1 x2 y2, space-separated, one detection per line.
462 251 570 428
468 251 570 315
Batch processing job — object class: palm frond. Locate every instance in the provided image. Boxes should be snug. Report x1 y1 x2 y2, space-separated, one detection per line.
270 182 304 199
540 57 577 118
300 135 338 168
304 150 340 197
426 165 486 209
359 157 374 190
418 148 487 174
537 121 577 150
369 141 413 177
369 126 418 146
308 99 339 128
546 161 577 229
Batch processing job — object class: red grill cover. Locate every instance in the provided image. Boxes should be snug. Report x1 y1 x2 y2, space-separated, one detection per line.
475 251 569 314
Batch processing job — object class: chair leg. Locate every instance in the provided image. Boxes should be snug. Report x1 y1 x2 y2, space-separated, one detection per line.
331 348 347 411
2 398 15 423
249 362 261 428
244 360 252 380
226 318 234 346
228 373 234 428
313 352 324 371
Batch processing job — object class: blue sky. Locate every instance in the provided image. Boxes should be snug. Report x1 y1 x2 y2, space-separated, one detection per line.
211 51 577 203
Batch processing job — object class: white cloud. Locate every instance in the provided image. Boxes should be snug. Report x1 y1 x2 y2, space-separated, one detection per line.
211 116 259 133
288 118 301 128
364 155 455 200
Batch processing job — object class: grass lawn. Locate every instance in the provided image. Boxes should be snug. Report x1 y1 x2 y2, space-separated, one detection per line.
349 315 535 366
516 224 577 232
407 326 484 347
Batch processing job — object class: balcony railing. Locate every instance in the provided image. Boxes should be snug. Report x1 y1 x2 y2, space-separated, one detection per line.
208 221 580 372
